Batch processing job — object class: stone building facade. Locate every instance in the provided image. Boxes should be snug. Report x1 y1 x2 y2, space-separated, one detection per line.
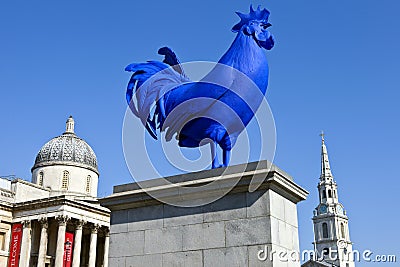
0 117 110 267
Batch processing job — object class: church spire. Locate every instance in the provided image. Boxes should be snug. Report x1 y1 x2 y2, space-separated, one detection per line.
320 131 333 181
312 133 355 267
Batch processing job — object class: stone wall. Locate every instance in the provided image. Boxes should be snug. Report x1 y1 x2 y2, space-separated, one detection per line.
101 161 308 267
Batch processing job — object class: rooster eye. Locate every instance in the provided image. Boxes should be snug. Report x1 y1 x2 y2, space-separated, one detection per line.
261 23 271 30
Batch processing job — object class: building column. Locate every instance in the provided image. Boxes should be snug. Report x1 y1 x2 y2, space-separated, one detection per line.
37 217 49 266
4 225 11 253
72 220 85 267
19 220 32 267
55 215 69 267
103 228 110 267
88 224 100 267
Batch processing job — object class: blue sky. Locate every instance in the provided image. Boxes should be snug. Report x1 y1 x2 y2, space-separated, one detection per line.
0 0 399 265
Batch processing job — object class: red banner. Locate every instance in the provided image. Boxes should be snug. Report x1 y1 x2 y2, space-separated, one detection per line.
7 223 23 267
63 232 74 267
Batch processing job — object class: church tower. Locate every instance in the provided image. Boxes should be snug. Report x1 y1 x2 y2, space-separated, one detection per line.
312 133 355 267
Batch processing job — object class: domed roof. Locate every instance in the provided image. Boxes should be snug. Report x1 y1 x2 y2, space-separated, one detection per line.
32 117 98 174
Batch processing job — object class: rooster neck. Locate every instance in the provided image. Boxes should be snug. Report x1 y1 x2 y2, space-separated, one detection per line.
219 32 268 81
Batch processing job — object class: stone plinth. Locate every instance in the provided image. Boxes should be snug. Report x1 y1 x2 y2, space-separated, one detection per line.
100 161 308 267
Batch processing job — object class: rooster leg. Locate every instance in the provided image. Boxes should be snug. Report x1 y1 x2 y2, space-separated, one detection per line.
158 96 166 126
211 141 220 169
223 149 231 167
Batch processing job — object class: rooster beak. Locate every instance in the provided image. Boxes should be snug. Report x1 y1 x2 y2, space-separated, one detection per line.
265 23 272 28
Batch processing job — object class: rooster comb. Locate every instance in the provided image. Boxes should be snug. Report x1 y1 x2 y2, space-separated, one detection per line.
232 5 270 33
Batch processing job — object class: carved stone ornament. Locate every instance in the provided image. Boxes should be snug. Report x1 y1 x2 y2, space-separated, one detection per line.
55 215 70 225
39 217 48 229
103 227 110 237
22 220 31 228
91 224 101 234
74 220 86 230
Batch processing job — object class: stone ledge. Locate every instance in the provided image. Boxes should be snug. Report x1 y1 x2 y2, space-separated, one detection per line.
113 161 292 193
100 161 308 211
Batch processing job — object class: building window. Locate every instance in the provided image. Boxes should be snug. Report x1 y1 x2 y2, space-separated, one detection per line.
38 172 44 186
322 190 326 199
341 223 346 238
0 232 5 250
62 171 69 190
328 189 332 198
86 175 91 193
322 222 329 238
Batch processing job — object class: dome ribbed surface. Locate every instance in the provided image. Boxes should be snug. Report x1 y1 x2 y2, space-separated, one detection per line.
33 132 98 173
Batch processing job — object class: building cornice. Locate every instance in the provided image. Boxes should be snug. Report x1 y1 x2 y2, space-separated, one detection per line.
0 201 13 211
31 161 99 175
12 178 51 191
100 160 309 211
313 213 348 221
12 195 110 217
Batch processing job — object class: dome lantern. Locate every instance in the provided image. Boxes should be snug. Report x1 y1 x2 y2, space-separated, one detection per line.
65 116 75 134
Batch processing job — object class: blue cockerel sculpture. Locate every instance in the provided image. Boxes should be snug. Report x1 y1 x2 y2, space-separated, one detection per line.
126 6 274 169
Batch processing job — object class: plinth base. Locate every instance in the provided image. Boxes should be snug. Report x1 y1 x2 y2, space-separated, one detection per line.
100 161 308 267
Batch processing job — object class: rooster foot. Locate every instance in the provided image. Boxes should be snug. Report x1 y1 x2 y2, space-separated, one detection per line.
211 144 231 169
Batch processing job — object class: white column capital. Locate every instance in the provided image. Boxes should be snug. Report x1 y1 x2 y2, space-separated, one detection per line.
90 223 101 234
56 215 70 226
22 220 31 228
74 220 86 230
39 217 48 228
103 227 110 237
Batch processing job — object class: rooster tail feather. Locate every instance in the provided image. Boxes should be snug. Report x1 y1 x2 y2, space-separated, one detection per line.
146 117 158 139
158 47 187 78
125 60 190 139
